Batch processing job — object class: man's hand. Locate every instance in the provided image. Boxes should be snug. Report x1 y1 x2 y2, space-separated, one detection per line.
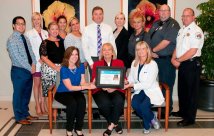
171 58 180 69
152 52 159 58
31 64 36 74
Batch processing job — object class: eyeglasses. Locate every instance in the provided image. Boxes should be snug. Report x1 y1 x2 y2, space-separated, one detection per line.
159 10 170 12
181 15 193 18
15 23 26 26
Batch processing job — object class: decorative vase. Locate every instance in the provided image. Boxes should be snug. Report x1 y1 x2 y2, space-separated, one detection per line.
198 79 214 111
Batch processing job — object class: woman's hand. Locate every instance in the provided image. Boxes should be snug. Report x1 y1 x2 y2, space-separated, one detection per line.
39 59 43 64
102 88 116 93
124 83 133 90
89 83 96 89
55 66 61 72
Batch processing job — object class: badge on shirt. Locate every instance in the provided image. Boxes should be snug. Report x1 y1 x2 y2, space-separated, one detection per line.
136 37 140 42
159 26 163 30
195 32 202 39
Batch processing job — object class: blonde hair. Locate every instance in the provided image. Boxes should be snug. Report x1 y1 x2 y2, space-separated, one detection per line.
99 43 117 60
68 17 79 32
134 41 152 67
129 9 146 28
115 12 125 20
32 12 43 28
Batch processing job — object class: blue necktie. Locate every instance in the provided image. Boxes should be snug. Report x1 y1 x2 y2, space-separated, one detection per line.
21 34 32 65
97 25 102 56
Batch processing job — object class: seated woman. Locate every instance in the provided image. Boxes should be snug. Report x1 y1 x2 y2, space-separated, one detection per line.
92 43 125 136
124 41 164 134
55 47 95 136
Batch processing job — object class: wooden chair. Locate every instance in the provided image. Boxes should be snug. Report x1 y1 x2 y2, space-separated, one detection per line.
155 83 170 132
87 88 131 133
125 82 170 132
48 72 66 134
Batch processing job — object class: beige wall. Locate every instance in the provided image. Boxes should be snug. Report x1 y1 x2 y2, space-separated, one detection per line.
0 0 208 101
0 0 32 100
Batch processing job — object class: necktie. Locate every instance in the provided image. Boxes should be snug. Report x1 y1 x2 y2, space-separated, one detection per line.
21 34 32 65
97 25 102 56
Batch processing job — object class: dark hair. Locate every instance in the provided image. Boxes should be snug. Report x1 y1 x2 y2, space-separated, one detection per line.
61 46 80 67
92 6 103 15
12 16 25 25
57 15 67 23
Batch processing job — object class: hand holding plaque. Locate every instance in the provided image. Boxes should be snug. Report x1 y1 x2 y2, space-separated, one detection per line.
95 66 125 89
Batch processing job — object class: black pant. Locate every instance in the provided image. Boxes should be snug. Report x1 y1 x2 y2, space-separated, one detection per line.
178 59 201 122
93 91 125 125
55 92 86 131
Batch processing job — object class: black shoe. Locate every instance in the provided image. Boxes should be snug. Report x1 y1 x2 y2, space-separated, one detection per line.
114 125 123 134
93 109 101 120
74 130 84 136
103 129 113 136
171 111 182 117
177 119 195 127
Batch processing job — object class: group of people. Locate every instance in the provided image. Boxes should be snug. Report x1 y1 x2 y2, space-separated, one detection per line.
7 4 204 136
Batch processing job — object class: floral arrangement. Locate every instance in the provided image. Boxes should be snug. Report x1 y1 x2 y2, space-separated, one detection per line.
43 1 75 31
129 0 159 32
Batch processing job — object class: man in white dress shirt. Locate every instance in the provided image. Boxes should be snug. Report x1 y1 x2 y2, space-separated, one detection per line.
171 8 204 126
82 6 117 69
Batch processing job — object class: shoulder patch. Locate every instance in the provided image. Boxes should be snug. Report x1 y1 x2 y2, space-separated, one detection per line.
195 32 202 39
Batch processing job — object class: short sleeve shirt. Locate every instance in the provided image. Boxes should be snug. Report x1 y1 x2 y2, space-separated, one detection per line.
128 30 145 57
57 64 85 93
39 39 65 63
146 17 180 56
176 22 204 58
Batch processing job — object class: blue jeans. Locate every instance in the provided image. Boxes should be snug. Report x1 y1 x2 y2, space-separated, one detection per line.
11 66 33 121
155 57 175 112
132 90 154 130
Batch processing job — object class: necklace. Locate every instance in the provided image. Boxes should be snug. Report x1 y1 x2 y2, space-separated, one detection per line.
70 68 77 74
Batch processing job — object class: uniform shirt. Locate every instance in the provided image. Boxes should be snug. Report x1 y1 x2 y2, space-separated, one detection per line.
176 22 204 58
82 22 117 65
146 17 180 56
64 33 86 63
25 28 48 72
128 30 145 57
7 31 36 72
57 64 85 93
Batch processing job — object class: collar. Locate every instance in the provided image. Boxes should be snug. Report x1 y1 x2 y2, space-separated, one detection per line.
183 22 196 30
13 31 22 36
92 22 103 27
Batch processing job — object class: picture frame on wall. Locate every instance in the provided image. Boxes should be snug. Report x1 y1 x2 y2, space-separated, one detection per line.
31 0 83 29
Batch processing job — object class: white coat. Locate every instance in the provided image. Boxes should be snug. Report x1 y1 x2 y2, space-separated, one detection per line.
25 28 48 72
128 60 164 105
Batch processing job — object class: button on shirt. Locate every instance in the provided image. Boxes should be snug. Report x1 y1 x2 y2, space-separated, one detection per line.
176 22 204 58
82 22 117 65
